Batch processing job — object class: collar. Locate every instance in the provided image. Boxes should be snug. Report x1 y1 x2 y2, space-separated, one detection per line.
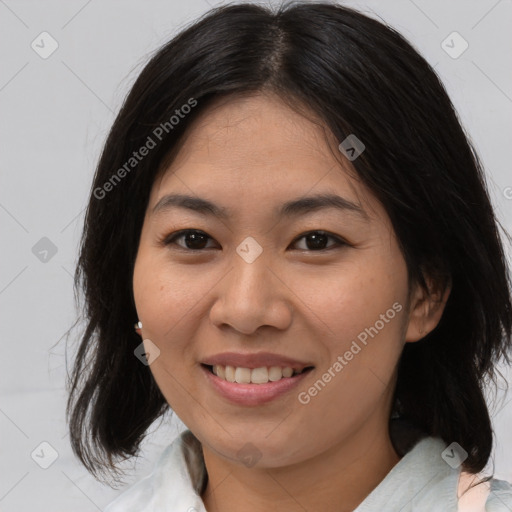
353 435 460 511
105 428 461 512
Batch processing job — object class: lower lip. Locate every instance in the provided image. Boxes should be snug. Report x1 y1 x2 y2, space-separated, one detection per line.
200 364 313 406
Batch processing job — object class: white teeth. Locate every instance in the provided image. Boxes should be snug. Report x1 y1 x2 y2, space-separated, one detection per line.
268 366 283 381
211 364 304 384
216 365 225 379
251 367 269 384
282 367 293 378
234 367 251 384
225 365 236 382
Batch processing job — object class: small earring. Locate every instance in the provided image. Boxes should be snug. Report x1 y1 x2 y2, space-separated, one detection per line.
134 321 142 334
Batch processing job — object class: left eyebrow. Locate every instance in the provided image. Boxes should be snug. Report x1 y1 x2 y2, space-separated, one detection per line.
151 192 370 222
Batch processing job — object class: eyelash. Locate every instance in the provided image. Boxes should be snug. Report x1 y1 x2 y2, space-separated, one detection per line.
159 229 349 252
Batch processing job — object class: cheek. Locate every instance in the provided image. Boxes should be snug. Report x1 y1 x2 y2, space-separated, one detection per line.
132 251 206 415
304 250 408 397
133 247 204 337
292 271 406 440
297 253 407 344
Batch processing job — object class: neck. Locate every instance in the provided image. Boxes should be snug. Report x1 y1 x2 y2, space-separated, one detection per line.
201 420 401 512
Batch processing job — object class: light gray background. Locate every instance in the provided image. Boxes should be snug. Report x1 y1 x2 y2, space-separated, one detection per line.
1 0 511 510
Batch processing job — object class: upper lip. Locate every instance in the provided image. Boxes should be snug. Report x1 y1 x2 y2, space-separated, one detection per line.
201 352 314 371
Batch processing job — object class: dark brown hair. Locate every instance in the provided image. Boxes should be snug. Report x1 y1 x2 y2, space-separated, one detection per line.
65 1 512 484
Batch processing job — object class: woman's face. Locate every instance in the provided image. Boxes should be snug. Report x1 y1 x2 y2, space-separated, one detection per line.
132 92 429 468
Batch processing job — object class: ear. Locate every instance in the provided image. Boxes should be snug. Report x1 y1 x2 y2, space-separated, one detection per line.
404 273 451 343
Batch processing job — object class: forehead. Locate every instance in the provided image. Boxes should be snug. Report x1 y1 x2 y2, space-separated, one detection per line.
149 92 381 223
167 93 336 170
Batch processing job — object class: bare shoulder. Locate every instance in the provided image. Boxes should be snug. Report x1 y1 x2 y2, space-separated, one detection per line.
486 478 512 511
457 472 512 511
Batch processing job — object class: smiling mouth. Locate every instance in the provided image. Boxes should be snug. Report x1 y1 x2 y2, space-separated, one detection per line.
202 363 314 384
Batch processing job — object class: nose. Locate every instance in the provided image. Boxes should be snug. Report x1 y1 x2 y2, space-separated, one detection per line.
208 249 293 335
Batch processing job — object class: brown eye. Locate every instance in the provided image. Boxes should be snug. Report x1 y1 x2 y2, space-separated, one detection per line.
163 230 217 250
291 231 347 251
161 229 347 252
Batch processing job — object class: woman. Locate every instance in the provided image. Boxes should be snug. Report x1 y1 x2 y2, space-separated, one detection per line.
66 2 512 510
